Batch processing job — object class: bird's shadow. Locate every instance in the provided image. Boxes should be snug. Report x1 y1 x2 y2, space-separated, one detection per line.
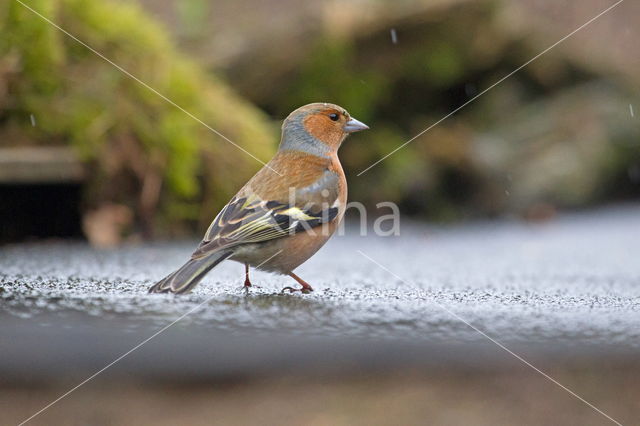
206 288 330 314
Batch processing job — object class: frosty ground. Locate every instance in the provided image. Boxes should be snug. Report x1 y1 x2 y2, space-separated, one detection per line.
2 205 639 424
2 204 639 378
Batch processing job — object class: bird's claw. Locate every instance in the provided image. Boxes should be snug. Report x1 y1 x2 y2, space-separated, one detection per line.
242 284 261 293
281 286 312 294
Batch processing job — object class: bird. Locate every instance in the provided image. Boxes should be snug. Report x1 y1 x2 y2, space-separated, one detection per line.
148 103 369 294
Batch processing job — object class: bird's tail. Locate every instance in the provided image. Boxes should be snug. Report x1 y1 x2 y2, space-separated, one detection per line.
148 250 233 294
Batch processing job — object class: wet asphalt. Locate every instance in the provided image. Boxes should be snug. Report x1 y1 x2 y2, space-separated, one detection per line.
1 205 639 381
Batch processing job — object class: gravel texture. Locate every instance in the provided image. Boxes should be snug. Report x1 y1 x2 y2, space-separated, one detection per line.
1 205 639 381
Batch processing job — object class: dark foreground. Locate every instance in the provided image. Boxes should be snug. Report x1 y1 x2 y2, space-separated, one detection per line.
1 205 639 425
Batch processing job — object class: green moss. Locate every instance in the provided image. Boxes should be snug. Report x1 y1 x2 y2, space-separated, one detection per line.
285 39 388 121
401 39 465 89
0 0 276 234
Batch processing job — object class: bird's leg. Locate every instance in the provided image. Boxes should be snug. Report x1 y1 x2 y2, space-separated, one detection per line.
243 263 252 287
281 271 314 294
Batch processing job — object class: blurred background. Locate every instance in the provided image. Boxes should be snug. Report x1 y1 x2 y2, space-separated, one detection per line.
2 1 640 425
1 0 638 246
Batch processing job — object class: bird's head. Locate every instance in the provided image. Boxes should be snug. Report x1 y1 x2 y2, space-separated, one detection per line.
279 103 369 156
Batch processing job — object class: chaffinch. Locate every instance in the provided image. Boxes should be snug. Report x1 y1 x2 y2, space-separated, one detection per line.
149 103 369 294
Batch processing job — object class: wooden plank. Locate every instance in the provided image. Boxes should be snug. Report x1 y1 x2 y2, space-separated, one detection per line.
0 147 84 183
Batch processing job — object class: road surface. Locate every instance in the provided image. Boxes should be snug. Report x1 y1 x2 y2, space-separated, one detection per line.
1 204 639 381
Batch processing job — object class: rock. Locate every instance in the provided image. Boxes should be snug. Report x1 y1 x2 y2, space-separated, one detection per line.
82 203 133 248
472 82 640 214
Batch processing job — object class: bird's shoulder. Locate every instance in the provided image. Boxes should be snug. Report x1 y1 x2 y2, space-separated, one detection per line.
243 150 336 201
193 151 343 257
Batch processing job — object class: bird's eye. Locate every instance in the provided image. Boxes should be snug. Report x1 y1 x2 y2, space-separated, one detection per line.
328 113 339 121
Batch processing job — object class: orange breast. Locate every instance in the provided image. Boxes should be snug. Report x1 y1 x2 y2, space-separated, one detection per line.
244 151 333 201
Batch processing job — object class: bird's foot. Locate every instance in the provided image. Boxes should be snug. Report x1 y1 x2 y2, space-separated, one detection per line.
242 282 261 292
281 285 313 294
242 264 261 290
282 272 314 294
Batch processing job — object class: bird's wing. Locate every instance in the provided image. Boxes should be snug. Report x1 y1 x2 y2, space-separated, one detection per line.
192 169 341 259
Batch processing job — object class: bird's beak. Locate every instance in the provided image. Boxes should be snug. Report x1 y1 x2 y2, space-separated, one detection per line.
343 117 369 133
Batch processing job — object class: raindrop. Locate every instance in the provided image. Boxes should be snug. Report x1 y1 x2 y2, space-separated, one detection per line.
630 104 635 118
504 189 511 196
390 28 398 44
30 114 36 127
